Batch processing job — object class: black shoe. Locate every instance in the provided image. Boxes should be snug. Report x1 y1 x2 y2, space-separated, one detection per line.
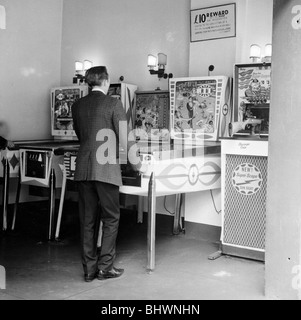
97 267 124 280
84 272 98 283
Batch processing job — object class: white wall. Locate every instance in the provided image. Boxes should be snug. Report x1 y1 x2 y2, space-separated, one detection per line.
60 0 190 91
0 0 63 141
190 0 273 77
266 0 301 300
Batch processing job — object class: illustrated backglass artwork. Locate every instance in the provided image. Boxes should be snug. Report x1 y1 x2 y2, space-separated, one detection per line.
108 83 138 130
51 86 88 137
134 91 170 141
234 63 271 135
170 76 232 142
108 84 122 100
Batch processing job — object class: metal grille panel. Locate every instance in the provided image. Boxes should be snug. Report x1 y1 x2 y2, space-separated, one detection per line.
223 154 267 250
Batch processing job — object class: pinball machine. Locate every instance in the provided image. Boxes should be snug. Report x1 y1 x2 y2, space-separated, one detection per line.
0 82 137 239
2 75 232 272
58 76 232 271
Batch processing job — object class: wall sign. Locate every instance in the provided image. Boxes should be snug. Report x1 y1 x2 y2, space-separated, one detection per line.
190 3 236 42
232 163 263 196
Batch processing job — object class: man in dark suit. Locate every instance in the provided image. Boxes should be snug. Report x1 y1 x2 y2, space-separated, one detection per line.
72 66 141 282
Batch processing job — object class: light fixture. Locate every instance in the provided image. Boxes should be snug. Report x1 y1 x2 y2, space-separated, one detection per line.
75 61 84 73
147 55 157 70
83 60 93 71
250 44 261 63
249 44 272 64
148 53 173 79
262 44 272 63
0 5 6 30
73 60 93 84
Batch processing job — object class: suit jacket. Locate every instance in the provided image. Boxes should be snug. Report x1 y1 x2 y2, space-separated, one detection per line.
72 91 139 186
0 136 7 150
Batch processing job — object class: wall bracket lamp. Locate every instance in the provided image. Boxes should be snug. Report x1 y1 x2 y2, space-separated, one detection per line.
73 60 93 84
250 44 272 64
148 53 173 79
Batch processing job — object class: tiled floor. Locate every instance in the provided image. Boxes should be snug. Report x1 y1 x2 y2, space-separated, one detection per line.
0 202 266 300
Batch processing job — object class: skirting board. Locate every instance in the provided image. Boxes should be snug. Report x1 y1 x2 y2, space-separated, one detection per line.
222 244 265 262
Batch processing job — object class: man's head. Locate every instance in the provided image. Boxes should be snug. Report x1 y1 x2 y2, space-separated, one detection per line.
85 66 110 93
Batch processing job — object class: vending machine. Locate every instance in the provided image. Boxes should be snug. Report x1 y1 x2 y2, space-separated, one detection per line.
220 139 268 261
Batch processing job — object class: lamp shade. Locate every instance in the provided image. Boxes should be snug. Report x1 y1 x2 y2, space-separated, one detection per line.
264 44 272 57
84 60 93 71
158 53 167 66
75 61 84 73
147 55 157 67
250 44 261 59
0 5 6 30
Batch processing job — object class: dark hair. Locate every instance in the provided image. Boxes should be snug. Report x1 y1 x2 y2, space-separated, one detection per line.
85 66 109 87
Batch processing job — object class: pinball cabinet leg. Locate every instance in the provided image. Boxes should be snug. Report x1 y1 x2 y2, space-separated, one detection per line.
48 168 56 241
147 173 156 273
173 193 184 235
137 196 144 224
2 158 9 231
55 168 67 241
12 171 22 231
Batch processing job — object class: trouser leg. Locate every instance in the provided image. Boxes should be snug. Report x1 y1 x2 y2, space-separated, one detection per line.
95 182 120 272
78 181 100 275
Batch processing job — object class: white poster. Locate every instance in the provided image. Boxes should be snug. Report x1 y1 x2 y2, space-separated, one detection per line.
190 3 236 42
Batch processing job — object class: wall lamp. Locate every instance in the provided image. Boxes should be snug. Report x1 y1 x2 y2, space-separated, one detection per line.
147 53 173 79
73 60 93 84
250 44 272 63
0 5 6 30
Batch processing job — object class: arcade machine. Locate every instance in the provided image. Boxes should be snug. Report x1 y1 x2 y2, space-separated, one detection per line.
7 86 88 239
0 85 86 232
0 148 20 230
51 81 138 240
55 75 232 272
120 76 232 271
219 63 271 261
